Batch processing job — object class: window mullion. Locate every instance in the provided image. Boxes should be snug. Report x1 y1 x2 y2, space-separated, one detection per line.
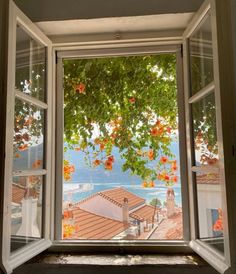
12 169 47 177
15 89 48 109
188 81 214 104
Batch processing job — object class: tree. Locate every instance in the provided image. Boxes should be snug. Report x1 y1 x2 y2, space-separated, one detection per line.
149 198 162 207
63 54 180 183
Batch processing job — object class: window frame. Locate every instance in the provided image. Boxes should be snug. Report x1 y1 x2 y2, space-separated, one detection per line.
1 1 53 272
183 0 236 273
52 42 191 251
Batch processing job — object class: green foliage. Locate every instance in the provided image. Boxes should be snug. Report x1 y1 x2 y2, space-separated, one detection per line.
63 54 178 180
149 198 162 207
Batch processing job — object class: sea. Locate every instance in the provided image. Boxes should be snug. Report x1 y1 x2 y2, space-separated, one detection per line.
64 142 182 207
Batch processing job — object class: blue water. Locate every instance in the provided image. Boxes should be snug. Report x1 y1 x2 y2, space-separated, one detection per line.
64 141 182 207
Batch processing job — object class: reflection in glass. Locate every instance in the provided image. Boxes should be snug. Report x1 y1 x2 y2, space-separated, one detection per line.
195 171 224 254
13 98 44 171
15 25 46 102
11 176 43 252
189 14 214 94
192 93 218 166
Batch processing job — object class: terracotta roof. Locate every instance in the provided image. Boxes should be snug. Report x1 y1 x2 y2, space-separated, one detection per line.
99 187 145 209
196 173 220 185
77 187 145 210
64 207 128 240
12 184 38 204
130 205 157 223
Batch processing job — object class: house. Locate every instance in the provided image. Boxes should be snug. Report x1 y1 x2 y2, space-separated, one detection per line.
64 187 160 239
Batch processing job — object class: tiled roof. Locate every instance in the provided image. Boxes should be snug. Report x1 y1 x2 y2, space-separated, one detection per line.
12 184 38 204
64 207 128 240
196 173 220 185
99 187 145 209
77 187 145 210
130 205 158 223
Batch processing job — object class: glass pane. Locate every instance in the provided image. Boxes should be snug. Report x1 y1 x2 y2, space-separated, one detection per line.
192 93 218 166
62 55 183 240
13 98 44 171
11 176 43 252
15 25 46 102
189 14 214 95
195 171 224 254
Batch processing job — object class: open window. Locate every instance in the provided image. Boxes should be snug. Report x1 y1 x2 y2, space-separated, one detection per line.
183 0 235 273
1 0 235 273
1 1 53 272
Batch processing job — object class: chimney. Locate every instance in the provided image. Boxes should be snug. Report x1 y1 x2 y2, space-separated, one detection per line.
122 197 129 225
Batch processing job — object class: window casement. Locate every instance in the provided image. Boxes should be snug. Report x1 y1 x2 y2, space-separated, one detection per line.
1 0 236 274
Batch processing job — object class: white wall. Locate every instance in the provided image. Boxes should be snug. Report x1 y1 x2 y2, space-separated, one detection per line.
79 195 123 221
197 184 222 238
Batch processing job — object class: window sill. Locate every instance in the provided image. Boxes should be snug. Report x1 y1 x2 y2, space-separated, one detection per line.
13 253 219 274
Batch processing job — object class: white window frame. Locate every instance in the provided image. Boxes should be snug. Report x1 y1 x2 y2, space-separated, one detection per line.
183 0 236 273
1 1 53 272
52 43 190 251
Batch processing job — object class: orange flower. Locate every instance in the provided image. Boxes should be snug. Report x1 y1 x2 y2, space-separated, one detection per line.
69 165 75 172
148 149 154 160
157 173 163 180
164 174 170 181
64 173 72 181
105 160 113 170
107 155 114 163
110 133 117 139
172 176 178 183
76 83 85 94
64 165 70 173
15 153 20 158
23 133 30 141
94 138 101 145
32 159 42 168
171 164 177 172
213 219 223 231
63 211 69 219
149 181 155 187
24 117 33 126
129 97 136 103
150 127 159 136
18 144 28 151
100 143 105 151
166 127 171 134
155 120 161 126
74 147 80 151
160 156 168 164
93 159 101 167
142 181 148 188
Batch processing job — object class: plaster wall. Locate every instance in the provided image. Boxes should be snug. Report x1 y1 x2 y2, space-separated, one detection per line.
197 184 222 238
79 195 123 221
13 0 204 22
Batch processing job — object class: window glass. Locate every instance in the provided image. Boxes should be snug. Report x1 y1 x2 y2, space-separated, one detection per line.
189 15 214 95
195 171 224 254
192 92 218 166
11 176 43 252
62 54 183 241
15 25 46 102
13 98 44 171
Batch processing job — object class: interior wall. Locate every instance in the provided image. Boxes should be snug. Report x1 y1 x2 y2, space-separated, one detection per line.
231 0 236 101
14 0 203 22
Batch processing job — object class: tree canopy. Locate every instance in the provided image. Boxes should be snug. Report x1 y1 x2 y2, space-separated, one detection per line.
63 54 179 185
